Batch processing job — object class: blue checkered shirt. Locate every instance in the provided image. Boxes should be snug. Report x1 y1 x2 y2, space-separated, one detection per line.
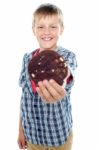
19 47 77 147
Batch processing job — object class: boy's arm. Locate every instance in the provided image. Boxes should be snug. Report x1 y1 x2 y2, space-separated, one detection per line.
17 116 27 149
36 51 77 103
36 67 70 104
19 116 24 133
18 54 28 149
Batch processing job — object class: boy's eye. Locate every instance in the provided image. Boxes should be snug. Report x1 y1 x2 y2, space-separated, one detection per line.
51 26 57 28
37 26 43 29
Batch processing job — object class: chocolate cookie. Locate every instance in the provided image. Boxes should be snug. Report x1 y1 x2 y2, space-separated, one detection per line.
28 50 68 86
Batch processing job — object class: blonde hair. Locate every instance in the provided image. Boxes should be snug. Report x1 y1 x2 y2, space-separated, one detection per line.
32 3 64 27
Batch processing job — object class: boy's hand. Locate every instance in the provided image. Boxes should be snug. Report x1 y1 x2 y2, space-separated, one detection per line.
17 129 27 149
36 79 66 103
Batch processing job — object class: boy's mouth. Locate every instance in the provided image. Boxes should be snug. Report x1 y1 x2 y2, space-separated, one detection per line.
42 37 53 41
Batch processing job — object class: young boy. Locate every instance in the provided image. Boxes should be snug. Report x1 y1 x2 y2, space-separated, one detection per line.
17 3 77 150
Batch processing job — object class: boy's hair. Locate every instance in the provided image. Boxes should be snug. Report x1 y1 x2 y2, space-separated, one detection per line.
32 3 64 27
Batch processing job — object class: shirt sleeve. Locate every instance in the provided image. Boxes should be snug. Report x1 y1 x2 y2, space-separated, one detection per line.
68 51 77 72
66 52 77 89
18 53 27 88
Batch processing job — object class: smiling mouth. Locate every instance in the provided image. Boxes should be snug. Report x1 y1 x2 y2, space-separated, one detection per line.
42 37 53 41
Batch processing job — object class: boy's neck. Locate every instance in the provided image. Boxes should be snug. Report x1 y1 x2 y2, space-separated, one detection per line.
39 46 59 52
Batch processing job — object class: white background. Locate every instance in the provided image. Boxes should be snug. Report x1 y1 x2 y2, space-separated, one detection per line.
0 0 99 149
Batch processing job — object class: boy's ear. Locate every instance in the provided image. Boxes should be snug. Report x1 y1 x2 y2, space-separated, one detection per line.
32 26 36 35
60 26 64 35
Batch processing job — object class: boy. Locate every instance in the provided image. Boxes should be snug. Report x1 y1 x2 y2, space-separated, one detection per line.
17 3 77 150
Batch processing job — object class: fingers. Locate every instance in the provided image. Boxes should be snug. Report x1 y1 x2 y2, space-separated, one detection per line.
44 80 64 100
36 80 66 103
36 82 55 102
17 140 22 149
17 137 27 149
18 140 27 149
49 79 66 96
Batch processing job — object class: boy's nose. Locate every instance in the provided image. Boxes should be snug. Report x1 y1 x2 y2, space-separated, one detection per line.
44 27 51 34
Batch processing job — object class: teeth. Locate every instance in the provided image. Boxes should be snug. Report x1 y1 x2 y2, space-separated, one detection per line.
43 37 51 41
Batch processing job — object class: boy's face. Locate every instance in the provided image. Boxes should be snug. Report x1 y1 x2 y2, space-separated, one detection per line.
33 15 64 51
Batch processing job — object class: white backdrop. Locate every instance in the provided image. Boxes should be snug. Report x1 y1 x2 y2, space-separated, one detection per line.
0 0 99 150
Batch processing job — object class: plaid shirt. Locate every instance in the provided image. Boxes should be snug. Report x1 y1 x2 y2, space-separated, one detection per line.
19 47 77 147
